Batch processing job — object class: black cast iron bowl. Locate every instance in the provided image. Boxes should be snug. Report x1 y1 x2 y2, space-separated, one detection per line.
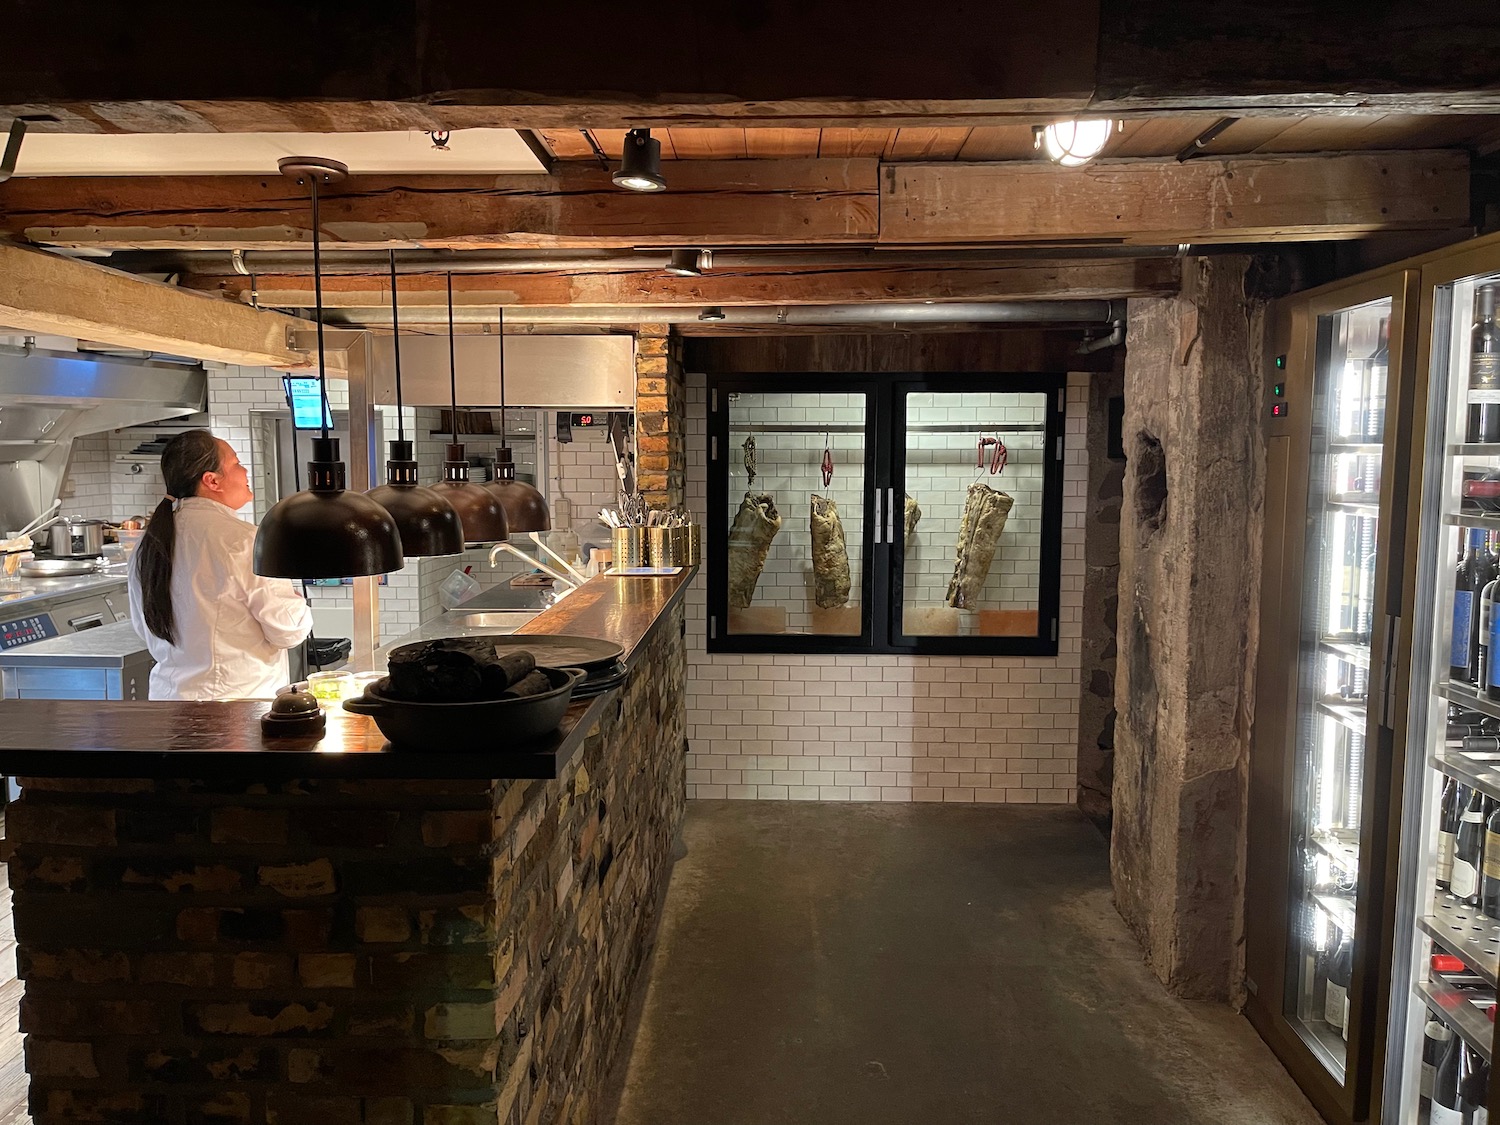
342 666 586 750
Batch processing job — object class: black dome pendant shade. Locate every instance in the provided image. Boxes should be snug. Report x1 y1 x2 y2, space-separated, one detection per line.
429 272 509 544
486 304 551 533
365 251 464 557
256 436 405 578
254 157 404 579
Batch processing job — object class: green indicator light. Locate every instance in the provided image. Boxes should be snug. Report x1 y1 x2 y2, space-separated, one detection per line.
1272 383 1285 397
1275 355 1286 369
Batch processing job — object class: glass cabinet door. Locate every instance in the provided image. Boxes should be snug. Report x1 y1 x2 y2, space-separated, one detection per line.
1388 265 1500 1125
719 387 873 641
1285 298 1394 1082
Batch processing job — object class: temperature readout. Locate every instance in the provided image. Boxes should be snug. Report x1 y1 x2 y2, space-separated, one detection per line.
0 614 57 648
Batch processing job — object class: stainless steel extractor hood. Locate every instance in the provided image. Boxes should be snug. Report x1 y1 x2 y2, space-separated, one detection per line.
0 345 206 532
367 334 635 409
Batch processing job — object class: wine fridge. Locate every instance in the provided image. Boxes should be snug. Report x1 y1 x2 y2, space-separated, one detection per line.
1248 268 1422 1125
1383 241 1500 1125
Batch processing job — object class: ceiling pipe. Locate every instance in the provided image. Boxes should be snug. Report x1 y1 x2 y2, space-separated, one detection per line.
318 300 1125 328
105 245 1190 276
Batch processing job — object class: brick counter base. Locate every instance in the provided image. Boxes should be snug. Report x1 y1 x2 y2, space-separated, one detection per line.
7 607 687 1125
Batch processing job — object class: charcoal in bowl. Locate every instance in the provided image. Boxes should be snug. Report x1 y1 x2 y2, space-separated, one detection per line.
386 638 536 702
502 670 552 698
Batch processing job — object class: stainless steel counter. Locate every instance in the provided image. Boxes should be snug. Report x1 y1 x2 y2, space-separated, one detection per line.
0 619 145 667
0 567 127 610
0 619 151 700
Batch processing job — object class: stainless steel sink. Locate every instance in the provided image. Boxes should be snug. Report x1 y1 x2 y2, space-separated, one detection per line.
449 610 541 633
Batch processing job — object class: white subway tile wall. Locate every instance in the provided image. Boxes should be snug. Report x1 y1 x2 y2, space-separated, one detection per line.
685 372 1088 804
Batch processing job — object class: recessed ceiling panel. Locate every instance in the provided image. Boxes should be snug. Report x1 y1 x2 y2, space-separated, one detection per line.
11 129 547 176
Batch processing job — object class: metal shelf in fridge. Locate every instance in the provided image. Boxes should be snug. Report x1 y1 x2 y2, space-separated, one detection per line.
1418 894 1500 990
1417 977 1495 1064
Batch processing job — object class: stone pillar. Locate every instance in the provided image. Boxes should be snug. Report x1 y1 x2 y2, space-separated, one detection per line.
1077 362 1125 832
636 326 686 510
1111 255 1265 1002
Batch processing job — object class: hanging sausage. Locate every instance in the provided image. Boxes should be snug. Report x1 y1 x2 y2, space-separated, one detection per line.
810 494 851 608
728 492 782 608
946 482 1014 609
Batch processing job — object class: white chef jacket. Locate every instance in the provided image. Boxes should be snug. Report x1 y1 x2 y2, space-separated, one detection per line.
128 497 314 701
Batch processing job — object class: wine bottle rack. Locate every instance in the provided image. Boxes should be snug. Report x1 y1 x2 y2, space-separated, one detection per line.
1436 680 1500 724
1418 893 1500 989
1316 699 1368 739
1319 637 1372 671
1417 977 1495 1063
1448 444 1500 458
1442 512 1500 534
1311 831 1361 876
1431 749 1500 805
1313 892 1358 934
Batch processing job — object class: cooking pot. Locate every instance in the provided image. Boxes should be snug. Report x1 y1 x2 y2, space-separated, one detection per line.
46 518 106 558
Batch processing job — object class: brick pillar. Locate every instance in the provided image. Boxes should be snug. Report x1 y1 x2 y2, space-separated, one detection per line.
636 325 685 510
1110 255 1265 1002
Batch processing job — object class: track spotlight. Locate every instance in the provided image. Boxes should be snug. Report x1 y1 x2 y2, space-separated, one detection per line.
667 248 712 276
613 128 666 192
698 307 727 322
1034 119 1115 167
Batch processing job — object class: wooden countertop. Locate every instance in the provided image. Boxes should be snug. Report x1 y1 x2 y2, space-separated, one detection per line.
0 568 693 780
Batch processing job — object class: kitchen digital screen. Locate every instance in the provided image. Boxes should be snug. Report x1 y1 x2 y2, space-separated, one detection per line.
283 377 334 431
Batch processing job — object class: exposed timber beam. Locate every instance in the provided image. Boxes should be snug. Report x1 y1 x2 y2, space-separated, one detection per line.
181 259 1182 309
0 241 314 367
878 151 1471 245
0 160 879 251
0 151 1465 252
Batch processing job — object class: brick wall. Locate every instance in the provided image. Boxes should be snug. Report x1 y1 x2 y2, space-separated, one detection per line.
636 328 684 512
682 371 1088 804
8 610 688 1125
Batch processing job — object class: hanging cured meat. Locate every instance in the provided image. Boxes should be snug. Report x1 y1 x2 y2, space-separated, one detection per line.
946 482 1014 609
904 494 921 547
728 492 782 608
809 494 851 608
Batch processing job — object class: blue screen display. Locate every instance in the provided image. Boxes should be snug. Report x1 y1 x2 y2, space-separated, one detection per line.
283 377 333 431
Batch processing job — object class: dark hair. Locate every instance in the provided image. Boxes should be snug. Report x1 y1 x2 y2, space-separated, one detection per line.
136 429 223 645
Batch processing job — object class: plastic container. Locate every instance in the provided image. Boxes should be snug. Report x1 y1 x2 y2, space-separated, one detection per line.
438 568 481 609
307 670 355 706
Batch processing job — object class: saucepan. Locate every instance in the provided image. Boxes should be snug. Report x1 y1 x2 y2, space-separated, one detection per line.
46 518 107 558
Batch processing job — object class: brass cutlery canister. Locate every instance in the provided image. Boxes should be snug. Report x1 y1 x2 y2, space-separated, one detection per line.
647 526 679 567
685 522 701 566
612 526 648 568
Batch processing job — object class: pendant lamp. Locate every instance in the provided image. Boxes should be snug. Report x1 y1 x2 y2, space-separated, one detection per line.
428 273 509 544
254 158 404 579
486 305 551 533
365 251 465 557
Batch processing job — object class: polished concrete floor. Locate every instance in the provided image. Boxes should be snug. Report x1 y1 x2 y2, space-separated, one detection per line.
606 801 1321 1125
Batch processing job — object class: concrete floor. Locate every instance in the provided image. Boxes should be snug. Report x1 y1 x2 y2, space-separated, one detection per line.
606 801 1321 1125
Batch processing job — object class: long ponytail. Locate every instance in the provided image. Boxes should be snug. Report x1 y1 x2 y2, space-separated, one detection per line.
136 429 222 645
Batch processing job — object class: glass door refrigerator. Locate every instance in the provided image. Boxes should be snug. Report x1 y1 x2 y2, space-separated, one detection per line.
1248 269 1423 1125
1384 240 1500 1125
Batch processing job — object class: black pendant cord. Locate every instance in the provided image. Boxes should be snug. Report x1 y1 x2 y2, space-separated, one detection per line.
448 272 459 443
389 249 405 443
498 304 507 446
311 174 329 441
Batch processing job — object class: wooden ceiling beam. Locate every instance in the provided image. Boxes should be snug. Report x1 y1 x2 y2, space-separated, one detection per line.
181 259 1181 309
0 151 1466 253
0 242 314 367
0 160 879 251
879 151 1471 245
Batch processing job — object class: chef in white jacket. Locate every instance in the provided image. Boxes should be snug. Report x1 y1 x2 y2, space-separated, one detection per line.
128 429 313 700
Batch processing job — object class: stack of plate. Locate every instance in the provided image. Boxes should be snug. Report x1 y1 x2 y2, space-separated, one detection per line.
477 635 628 699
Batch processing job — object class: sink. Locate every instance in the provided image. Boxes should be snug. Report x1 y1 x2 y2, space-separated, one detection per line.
450 610 541 633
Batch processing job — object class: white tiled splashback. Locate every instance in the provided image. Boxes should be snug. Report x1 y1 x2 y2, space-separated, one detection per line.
686 372 1087 804
62 367 622 645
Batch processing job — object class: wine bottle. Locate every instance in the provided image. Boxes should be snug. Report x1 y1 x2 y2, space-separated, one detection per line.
1487 578 1500 700
1469 283 1500 443
1484 801 1500 918
1464 1046 1492 1125
1439 775 1463 891
1324 928 1353 1039
1423 1015 1455 1104
1454 787 1488 905
1433 1032 1467 1125
1454 528 1488 682
1481 574 1500 690
1476 539 1500 682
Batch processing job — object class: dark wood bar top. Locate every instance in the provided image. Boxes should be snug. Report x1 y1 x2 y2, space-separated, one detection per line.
0 568 693 780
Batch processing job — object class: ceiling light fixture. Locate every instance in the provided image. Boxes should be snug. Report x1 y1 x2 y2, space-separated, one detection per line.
613 128 665 192
429 273 509 544
486 305 551 533
666 248 712 276
254 157 404 579
1035 119 1115 167
698 307 727 322
364 250 465 557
